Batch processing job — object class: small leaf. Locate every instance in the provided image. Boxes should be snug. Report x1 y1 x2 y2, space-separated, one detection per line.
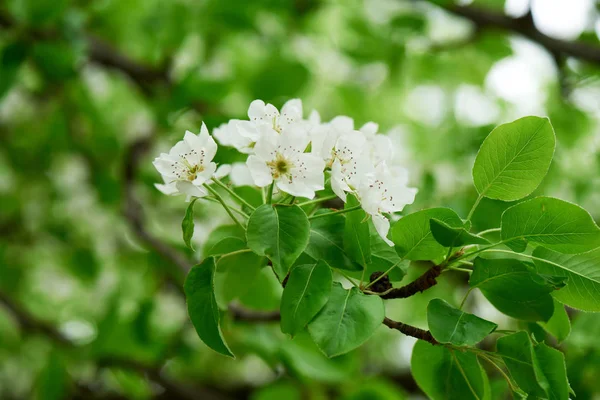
473 116 555 201
247 204 310 280
532 246 600 312
367 222 406 282
280 261 333 336
308 282 384 357
215 251 266 307
343 194 371 267
184 258 234 358
470 258 556 322
305 210 362 271
496 332 547 398
501 197 600 254
411 340 490 400
538 299 571 343
391 208 463 261
182 198 199 250
430 218 489 247
206 237 246 257
427 298 497 346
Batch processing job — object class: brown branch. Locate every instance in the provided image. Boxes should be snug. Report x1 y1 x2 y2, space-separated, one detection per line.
371 264 442 299
229 304 281 322
383 317 438 345
421 1 600 65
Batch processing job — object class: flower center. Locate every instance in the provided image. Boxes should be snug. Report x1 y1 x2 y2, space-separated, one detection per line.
267 153 293 179
187 164 204 181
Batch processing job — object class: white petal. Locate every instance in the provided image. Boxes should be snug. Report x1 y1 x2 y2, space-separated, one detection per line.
248 99 266 120
360 121 379 137
372 214 393 246
246 155 273 187
253 130 279 160
197 124 218 162
230 163 255 187
276 179 314 199
215 164 232 179
308 110 321 125
193 162 217 185
176 181 208 198
330 115 354 131
154 182 179 196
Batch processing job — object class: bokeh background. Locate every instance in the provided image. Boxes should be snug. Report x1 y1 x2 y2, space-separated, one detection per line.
1 0 600 399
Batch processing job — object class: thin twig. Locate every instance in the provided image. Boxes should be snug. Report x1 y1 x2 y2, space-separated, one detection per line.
383 317 438 345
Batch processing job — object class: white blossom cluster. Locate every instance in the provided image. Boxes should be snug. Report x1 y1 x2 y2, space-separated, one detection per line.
153 99 417 245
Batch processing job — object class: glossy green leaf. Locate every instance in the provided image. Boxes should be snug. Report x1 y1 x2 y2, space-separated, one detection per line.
391 208 463 261
206 237 246 257
539 299 571 343
280 261 333 336
305 210 362 271
182 198 198 250
473 116 555 201
532 247 600 311
184 258 234 358
215 251 266 307
430 218 489 247
247 204 310 280
427 298 497 346
470 258 557 322
411 340 490 400
501 197 600 254
534 343 570 400
496 332 547 398
368 222 407 282
308 282 384 357
343 194 371 267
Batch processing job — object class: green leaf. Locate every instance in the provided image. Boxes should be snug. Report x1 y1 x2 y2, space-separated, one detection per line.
496 332 547 398
215 251 266 307
280 261 333 337
427 298 497 346
532 247 600 311
202 224 245 255
184 258 234 358
35 351 69 400
430 218 489 247
391 208 463 261
501 197 600 254
308 282 384 357
538 299 571 343
305 210 362 271
206 237 246 257
279 331 356 383
182 198 199 250
533 343 570 400
247 204 310 280
472 116 555 201
470 257 559 321
0 41 28 100
343 194 371 267
411 340 490 400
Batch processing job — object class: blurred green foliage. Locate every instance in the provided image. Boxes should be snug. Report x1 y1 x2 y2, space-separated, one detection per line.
1 0 600 399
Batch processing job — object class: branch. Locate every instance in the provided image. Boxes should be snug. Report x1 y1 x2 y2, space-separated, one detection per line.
421 0 600 65
370 264 442 299
228 304 281 322
383 317 438 345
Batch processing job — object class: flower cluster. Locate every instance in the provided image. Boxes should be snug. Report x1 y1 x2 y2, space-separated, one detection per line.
153 99 417 245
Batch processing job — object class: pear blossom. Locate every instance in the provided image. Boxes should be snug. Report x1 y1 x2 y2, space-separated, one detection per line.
246 129 325 198
248 98 303 134
153 123 218 199
213 119 263 154
357 162 418 245
330 131 373 201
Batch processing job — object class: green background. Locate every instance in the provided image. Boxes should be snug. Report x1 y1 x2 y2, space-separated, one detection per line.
1 0 600 399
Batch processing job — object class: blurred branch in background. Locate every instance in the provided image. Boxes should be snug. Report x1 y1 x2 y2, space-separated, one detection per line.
420 0 600 65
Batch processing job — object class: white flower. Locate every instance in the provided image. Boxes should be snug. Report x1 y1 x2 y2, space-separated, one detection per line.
330 131 373 201
153 123 218 198
357 162 418 245
248 98 303 134
229 162 255 187
246 129 325 198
